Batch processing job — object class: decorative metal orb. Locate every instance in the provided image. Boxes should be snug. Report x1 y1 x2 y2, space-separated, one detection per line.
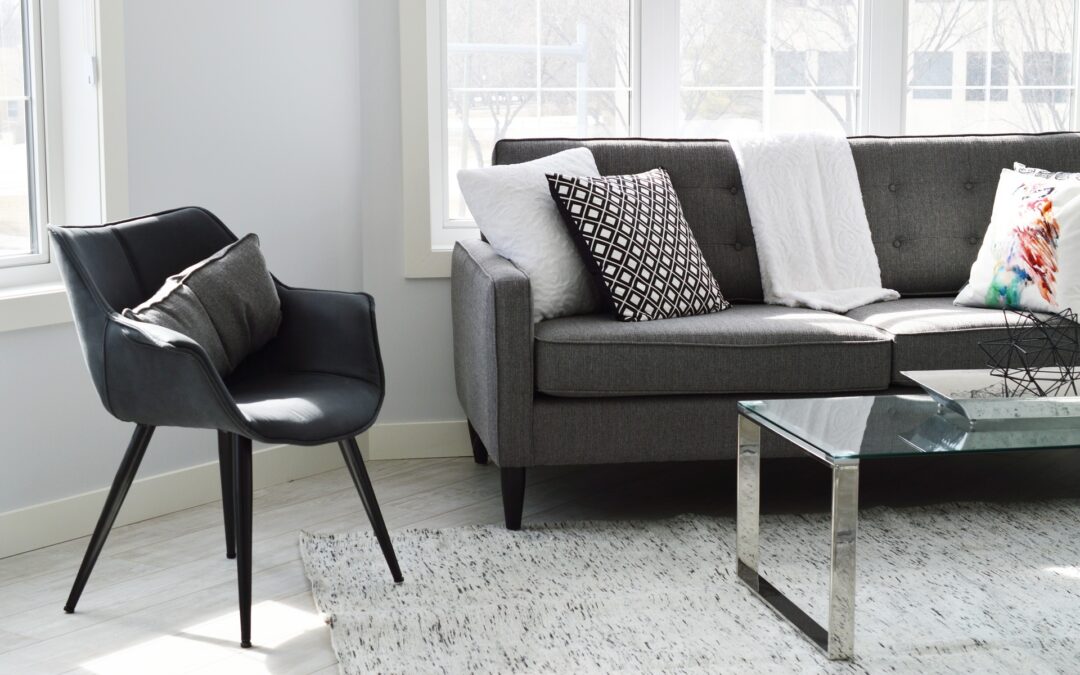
978 308 1080 398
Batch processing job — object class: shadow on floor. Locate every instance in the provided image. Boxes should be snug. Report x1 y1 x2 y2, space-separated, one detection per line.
525 449 1080 523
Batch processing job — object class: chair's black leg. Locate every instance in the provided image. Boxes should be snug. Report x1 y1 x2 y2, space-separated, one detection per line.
339 437 403 583
467 421 489 465
501 467 526 531
64 424 155 614
217 431 236 560
232 435 253 649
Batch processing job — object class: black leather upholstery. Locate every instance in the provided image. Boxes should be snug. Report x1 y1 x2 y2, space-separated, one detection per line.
50 207 384 445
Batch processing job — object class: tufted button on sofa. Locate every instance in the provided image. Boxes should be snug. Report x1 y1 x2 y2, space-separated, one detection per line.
451 132 1080 529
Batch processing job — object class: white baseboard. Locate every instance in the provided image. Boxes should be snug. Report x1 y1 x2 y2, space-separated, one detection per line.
0 440 347 559
0 420 470 558
367 419 470 460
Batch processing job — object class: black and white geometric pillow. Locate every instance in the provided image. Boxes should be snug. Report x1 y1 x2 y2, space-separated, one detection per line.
546 168 730 322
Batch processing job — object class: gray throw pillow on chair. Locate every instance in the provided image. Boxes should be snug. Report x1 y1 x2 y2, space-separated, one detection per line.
123 233 282 375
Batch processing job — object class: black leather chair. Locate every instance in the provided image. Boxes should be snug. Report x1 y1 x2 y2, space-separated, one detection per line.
50 207 401 648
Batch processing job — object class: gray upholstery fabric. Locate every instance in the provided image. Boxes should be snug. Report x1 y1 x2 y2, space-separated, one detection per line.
850 134 1080 295
845 297 1027 382
123 234 281 374
451 240 534 466
531 387 925 466
531 394 740 465
495 133 1080 300
531 394 842 465
534 306 891 396
50 207 385 445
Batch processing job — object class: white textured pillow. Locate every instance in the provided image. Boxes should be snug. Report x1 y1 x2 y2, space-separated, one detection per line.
458 147 603 323
955 166 1080 312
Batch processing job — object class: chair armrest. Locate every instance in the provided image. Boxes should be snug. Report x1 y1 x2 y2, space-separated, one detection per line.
103 315 248 432
245 285 383 386
451 240 533 466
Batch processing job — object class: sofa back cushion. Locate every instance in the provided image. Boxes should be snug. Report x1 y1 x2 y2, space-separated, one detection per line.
494 133 1080 301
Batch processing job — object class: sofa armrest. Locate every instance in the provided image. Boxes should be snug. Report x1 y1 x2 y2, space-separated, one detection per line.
451 240 533 466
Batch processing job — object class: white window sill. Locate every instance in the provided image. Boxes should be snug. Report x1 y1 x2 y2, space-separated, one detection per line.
405 246 452 279
0 283 71 334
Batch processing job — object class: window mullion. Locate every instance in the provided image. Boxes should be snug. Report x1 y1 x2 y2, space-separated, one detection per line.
864 0 906 135
638 0 679 136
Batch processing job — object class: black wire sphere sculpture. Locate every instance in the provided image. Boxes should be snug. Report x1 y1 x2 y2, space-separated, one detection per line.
978 308 1080 398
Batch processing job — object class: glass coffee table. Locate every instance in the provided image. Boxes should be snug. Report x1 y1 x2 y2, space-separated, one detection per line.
736 394 1080 661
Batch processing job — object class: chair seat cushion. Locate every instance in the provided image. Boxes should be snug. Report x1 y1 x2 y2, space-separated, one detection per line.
534 305 892 396
845 297 1029 382
226 371 380 444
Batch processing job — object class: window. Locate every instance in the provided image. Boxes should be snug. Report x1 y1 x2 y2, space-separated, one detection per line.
1023 51 1071 104
775 51 809 93
403 0 1080 275
905 0 1077 134
678 0 861 137
440 0 631 244
966 51 1008 102
911 52 953 100
0 0 44 269
818 51 854 96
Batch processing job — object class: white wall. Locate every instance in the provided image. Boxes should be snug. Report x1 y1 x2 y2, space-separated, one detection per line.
0 0 387 514
123 0 366 292
357 1 463 425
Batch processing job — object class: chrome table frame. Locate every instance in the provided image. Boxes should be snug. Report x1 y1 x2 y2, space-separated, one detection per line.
736 411 859 661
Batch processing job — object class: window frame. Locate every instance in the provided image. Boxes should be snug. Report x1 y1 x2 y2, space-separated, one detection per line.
0 0 50 277
0 0 127 334
401 0 1080 278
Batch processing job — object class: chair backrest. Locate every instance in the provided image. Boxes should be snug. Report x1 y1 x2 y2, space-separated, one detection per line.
49 207 238 408
493 133 1080 302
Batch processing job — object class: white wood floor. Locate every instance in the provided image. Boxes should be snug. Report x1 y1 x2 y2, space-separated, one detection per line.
2 450 1077 674
0 457 724 675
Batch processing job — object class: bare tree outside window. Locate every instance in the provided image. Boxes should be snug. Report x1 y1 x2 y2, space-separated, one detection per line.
906 0 1077 134
679 0 861 136
445 0 631 222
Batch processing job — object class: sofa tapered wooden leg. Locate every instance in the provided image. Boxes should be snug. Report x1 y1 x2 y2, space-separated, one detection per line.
64 424 155 613
501 467 526 530
217 431 236 559
467 422 489 465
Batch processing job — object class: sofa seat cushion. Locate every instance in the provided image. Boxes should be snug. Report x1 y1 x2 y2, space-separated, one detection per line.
845 297 1030 382
534 305 892 397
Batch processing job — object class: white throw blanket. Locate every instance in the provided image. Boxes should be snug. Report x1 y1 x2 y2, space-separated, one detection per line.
731 132 899 312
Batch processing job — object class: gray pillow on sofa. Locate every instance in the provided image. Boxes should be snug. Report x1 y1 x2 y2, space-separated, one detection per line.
123 233 282 375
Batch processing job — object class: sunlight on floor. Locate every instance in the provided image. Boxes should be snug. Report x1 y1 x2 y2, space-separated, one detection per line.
1044 566 1080 580
80 601 326 674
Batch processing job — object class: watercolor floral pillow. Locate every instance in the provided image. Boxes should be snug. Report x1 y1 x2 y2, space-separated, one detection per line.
955 165 1080 314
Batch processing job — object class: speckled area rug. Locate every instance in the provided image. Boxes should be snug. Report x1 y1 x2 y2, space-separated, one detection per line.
300 501 1080 674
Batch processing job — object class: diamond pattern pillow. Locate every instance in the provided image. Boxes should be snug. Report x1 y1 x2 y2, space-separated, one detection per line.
546 168 729 322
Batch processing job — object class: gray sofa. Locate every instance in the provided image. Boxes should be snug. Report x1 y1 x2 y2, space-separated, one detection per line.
451 132 1080 529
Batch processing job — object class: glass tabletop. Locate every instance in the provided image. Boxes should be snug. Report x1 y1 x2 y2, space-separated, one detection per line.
738 395 1080 460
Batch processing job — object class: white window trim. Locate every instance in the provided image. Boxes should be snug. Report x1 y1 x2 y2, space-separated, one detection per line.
400 0 451 278
0 0 128 333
